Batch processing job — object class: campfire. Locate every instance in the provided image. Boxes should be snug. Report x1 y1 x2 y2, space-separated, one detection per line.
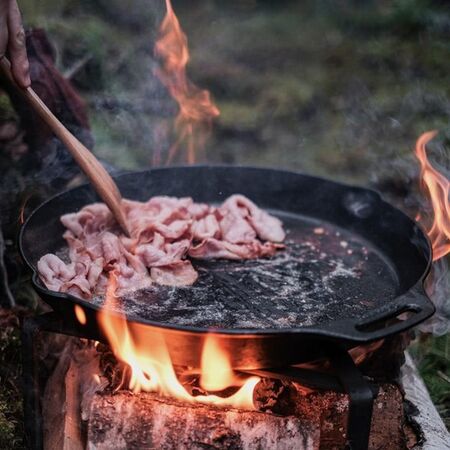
5 1 449 450
97 285 259 410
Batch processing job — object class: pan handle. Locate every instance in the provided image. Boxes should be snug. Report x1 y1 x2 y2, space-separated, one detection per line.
324 284 435 342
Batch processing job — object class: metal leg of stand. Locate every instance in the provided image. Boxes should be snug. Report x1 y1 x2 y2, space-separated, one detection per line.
328 346 376 450
21 316 44 450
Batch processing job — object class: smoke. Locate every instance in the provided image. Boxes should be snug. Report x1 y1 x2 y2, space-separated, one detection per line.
421 258 450 335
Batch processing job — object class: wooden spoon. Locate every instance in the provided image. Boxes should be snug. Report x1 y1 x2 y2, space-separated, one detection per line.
0 56 130 236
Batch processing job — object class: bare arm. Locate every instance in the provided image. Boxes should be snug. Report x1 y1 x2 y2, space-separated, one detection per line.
0 0 30 88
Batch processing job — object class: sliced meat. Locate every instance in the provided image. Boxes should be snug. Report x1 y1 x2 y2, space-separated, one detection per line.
219 212 256 244
63 275 91 298
191 214 220 241
38 194 285 298
187 202 210 219
152 219 191 240
135 243 168 267
37 254 75 292
221 194 285 242
87 258 105 287
101 232 122 266
151 261 198 286
61 203 113 238
189 238 279 260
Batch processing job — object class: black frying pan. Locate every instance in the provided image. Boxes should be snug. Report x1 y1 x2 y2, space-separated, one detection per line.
19 166 434 369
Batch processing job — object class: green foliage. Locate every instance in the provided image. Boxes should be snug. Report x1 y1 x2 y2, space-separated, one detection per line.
326 0 450 37
411 334 450 429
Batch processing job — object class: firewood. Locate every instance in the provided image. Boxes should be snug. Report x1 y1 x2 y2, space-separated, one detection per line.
255 380 407 450
42 339 106 450
86 382 408 450
43 342 413 450
87 391 320 450
42 338 79 450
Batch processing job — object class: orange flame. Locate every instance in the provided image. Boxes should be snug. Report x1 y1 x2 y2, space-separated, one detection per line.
200 334 240 391
154 0 220 164
91 273 258 409
415 131 450 261
74 304 87 325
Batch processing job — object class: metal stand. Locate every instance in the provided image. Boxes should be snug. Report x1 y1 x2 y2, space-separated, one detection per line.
245 344 376 450
329 345 375 450
22 315 45 450
22 314 375 450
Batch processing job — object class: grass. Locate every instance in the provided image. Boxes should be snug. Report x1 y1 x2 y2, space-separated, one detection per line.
410 334 450 429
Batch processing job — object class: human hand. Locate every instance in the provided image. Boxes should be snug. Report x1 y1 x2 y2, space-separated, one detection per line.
0 0 30 88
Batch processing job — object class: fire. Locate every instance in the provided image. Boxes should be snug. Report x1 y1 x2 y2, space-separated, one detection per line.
74 304 87 325
154 0 220 164
415 131 450 260
87 272 258 409
200 334 239 391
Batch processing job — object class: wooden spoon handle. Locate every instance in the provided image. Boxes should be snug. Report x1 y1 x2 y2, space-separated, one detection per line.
0 57 130 236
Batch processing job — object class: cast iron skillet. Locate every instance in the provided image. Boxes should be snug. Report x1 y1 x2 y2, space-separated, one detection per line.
19 166 434 369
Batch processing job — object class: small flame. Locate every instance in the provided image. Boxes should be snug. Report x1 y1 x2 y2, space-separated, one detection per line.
74 304 87 325
154 0 220 164
415 131 450 260
94 273 258 409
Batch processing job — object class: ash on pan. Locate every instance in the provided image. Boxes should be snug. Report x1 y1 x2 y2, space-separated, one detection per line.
92 215 398 329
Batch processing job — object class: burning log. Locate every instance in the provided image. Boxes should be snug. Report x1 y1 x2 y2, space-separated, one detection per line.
87 391 318 450
84 383 408 450
39 336 413 449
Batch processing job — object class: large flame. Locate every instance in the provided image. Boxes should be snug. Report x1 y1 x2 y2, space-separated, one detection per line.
415 131 450 260
154 0 220 164
93 273 258 409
